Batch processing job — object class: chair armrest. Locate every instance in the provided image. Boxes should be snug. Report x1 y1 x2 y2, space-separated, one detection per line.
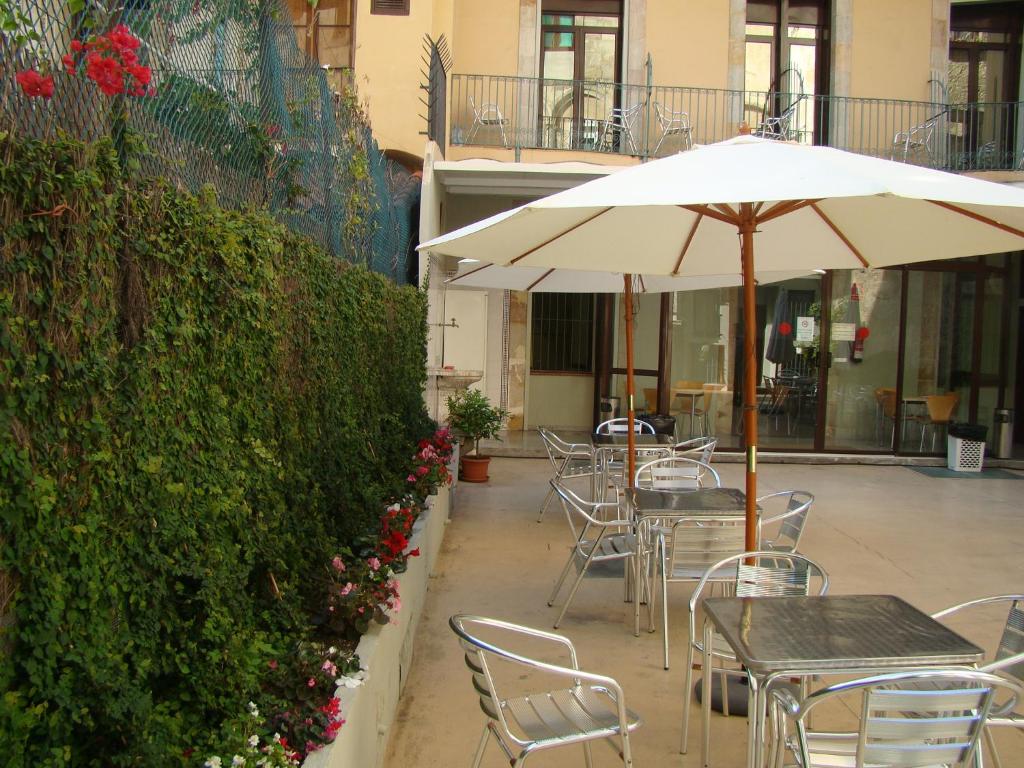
770 686 802 717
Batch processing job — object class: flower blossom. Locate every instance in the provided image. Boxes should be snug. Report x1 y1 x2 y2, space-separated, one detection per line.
15 70 54 99
368 557 381 571
331 556 345 572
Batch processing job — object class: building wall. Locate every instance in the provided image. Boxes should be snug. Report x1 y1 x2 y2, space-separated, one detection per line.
849 0 935 101
645 0 731 89
527 374 595 429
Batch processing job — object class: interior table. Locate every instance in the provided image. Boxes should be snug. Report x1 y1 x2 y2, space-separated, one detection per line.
700 594 984 768
627 487 754 636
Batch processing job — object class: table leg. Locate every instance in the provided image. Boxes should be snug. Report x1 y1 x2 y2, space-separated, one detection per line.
749 672 762 768
702 619 713 768
634 520 642 636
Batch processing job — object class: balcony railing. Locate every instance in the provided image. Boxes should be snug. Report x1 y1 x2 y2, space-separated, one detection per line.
450 74 1024 172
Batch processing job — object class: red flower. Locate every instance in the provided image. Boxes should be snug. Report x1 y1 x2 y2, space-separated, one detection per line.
409 547 420 557
62 54 77 75
85 54 124 96
15 70 54 99
106 24 141 54
777 321 793 336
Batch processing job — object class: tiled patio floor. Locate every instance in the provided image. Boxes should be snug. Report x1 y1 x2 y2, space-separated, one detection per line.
384 458 1024 767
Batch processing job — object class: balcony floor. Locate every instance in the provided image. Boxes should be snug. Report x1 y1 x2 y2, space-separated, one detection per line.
384 458 1024 767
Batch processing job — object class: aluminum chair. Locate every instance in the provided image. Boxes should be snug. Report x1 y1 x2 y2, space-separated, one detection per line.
596 417 655 435
653 102 693 155
634 455 720 492
537 427 594 523
548 481 637 629
598 103 642 154
932 594 1024 768
680 551 829 753
648 515 747 675
450 614 643 767
671 436 717 466
755 96 802 141
466 94 509 147
757 490 814 554
769 668 1021 768
891 110 945 165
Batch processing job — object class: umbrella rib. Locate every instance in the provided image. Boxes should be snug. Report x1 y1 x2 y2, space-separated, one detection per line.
757 199 819 223
928 200 1024 239
809 203 870 267
672 213 704 275
679 204 738 226
509 207 613 265
446 262 494 283
527 268 556 291
715 203 740 219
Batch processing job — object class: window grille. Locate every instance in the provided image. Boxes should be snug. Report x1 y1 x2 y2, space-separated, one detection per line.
531 294 594 374
371 0 410 15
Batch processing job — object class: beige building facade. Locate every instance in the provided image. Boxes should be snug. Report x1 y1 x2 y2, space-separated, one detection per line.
293 0 1024 457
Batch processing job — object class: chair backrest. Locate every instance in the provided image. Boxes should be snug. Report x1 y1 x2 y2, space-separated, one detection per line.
551 480 628 541
596 417 655 435
634 456 720 490
664 517 746 581
673 436 717 464
689 550 828 610
757 490 814 552
538 426 589 463
995 599 1024 682
925 392 959 422
791 669 1020 768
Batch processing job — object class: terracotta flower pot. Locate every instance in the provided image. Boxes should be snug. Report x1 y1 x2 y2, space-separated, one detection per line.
459 455 491 483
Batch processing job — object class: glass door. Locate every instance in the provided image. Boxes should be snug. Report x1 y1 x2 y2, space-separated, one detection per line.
824 270 902 452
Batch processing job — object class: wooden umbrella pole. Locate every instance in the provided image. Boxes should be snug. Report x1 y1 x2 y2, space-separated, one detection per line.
624 273 637 488
739 209 759 550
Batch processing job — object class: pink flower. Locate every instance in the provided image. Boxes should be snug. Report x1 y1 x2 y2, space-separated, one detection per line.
415 465 429 477
368 557 381 571
406 474 416 483
331 556 345 572
307 677 316 687
322 660 338 676
268 659 278 670
340 582 354 596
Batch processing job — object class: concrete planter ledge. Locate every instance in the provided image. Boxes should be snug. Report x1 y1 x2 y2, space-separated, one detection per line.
304 483 452 768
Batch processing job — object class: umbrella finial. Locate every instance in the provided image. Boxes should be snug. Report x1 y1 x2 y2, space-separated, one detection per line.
738 121 752 136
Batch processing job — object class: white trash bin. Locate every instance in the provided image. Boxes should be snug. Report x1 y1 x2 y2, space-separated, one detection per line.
947 435 984 472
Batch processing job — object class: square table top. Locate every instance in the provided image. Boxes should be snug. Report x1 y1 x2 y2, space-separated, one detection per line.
629 486 752 517
591 432 675 447
702 594 983 674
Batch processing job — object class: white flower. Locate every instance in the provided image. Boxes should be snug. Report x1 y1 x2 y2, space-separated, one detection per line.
205 758 222 768
248 734 259 748
247 701 259 718
232 756 246 767
272 732 281 743
337 668 368 688
328 646 337 655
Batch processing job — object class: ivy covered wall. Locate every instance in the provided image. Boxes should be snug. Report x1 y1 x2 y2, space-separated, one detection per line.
0 134 432 764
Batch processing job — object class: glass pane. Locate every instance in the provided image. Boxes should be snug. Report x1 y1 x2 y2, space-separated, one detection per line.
542 14 573 26
788 42 815 142
317 25 352 68
947 49 970 103
825 270 901 451
977 271 1006 442
746 23 775 38
583 32 616 81
978 48 1006 101
541 65 575 149
580 15 619 28
543 31 574 49
900 271 969 454
745 40 773 92
788 25 815 40
316 0 351 25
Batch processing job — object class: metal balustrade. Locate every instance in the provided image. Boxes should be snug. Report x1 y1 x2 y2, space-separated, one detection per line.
451 73 1024 171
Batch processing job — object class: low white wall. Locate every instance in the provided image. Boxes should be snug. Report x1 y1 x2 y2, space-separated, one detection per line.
304 482 451 768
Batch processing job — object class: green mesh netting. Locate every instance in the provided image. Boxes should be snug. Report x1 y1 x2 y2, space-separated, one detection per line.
1 0 419 284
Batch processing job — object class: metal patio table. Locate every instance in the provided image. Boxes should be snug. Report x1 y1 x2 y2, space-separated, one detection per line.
590 432 673 501
628 487 756 636
700 594 985 768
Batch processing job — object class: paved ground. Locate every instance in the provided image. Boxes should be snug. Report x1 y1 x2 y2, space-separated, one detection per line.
383 458 1024 767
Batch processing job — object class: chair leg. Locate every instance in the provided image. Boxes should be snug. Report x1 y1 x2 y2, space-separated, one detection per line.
983 724 1002 768
661 557 670 669
552 541 602 628
536 484 555 522
547 549 578 608
471 724 490 768
680 638 695 753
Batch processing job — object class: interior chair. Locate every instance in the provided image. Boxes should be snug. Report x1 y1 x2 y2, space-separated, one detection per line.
634 455 721 492
671 380 706 438
759 377 794 434
769 668 1021 768
700 383 726 435
757 491 814 554
891 109 945 165
598 103 642 154
648 515 748 674
548 480 638 629
450 614 643 767
916 392 960 452
672 436 717 465
931 594 1024 768
682 551 829 754
642 387 659 413
466 94 510 148
537 427 594 523
873 386 897 446
653 102 693 155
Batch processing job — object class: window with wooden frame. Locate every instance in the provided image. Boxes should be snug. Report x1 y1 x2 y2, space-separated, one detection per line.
286 0 354 68
531 293 595 374
371 0 410 15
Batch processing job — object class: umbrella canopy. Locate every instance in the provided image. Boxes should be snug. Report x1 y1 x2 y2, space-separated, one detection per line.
420 135 1024 548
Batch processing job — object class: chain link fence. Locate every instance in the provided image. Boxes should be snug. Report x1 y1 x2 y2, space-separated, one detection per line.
1 0 419 283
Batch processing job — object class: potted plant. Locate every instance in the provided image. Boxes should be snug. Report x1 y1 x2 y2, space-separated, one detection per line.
446 388 508 482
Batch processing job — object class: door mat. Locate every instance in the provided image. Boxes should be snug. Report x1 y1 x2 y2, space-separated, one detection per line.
907 466 1024 480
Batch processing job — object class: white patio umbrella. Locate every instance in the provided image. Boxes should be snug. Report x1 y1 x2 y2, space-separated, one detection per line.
419 134 1024 548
